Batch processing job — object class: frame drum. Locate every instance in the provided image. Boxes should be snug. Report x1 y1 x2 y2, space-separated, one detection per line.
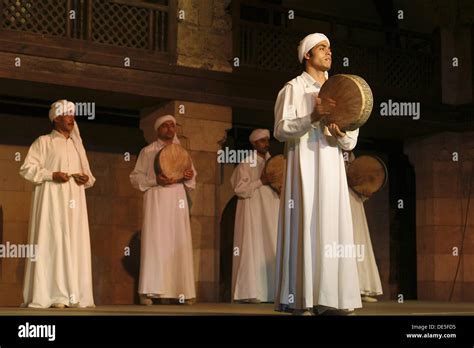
154 143 192 181
318 74 373 131
346 155 387 197
264 154 285 194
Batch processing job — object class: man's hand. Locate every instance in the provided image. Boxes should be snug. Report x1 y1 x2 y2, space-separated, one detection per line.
327 123 346 138
183 169 194 181
311 97 336 124
156 173 176 186
53 172 70 183
73 174 89 186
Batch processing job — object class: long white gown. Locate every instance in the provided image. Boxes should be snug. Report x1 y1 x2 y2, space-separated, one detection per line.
230 153 280 302
273 71 362 311
20 129 96 308
349 188 383 296
130 138 196 300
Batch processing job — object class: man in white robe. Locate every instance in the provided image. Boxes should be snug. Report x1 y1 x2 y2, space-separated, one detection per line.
20 99 96 308
230 129 280 303
273 33 362 315
345 152 383 302
130 115 196 305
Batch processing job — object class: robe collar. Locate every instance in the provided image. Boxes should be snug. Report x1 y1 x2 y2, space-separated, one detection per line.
301 71 326 89
156 134 180 149
256 151 271 162
156 138 171 148
51 129 72 140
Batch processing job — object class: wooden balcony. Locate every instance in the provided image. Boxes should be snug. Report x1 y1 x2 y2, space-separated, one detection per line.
0 0 456 139
232 0 441 106
0 0 259 113
0 0 176 62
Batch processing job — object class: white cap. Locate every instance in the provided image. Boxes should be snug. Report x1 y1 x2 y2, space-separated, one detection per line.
297 33 330 63
154 114 176 131
249 129 270 143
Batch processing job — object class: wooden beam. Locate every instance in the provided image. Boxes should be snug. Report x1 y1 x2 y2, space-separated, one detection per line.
0 51 275 111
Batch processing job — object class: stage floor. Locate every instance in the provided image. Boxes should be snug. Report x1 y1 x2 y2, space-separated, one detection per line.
0 301 474 316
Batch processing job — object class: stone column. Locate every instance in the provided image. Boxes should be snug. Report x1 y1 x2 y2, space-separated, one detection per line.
441 28 473 105
405 132 474 301
176 0 232 73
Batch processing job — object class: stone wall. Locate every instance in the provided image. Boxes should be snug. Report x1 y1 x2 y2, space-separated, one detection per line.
0 143 142 306
0 105 234 305
177 0 233 72
0 144 31 305
405 132 474 301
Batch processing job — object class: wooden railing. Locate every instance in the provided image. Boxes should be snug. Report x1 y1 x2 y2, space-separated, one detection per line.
1 0 174 53
233 0 440 101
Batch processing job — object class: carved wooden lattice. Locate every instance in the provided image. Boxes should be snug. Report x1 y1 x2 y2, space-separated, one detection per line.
255 28 300 73
240 23 435 92
1 0 68 36
381 51 433 91
241 24 300 73
92 0 150 49
331 43 378 84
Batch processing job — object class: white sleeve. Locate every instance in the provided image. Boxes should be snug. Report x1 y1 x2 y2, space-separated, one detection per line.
274 84 314 142
84 168 96 189
19 137 53 185
230 163 262 199
337 128 359 151
79 145 96 190
184 162 197 190
129 148 157 192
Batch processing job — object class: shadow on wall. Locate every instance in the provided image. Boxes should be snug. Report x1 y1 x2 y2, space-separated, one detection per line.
389 150 417 300
121 231 141 305
219 196 238 302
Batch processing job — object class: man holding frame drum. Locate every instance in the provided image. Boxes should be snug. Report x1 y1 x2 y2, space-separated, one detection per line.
130 115 197 306
273 33 363 315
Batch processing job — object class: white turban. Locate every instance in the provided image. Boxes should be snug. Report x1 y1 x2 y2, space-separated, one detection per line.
48 99 96 187
49 99 75 122
154 114 176 131
297 33 330 63
249 129 270 143
49 99 80 142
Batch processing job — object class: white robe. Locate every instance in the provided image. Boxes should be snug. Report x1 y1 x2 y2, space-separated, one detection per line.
349 188 383 296
130 138 196 299
273 71 362 311
19 129 96 308
230 153 280 302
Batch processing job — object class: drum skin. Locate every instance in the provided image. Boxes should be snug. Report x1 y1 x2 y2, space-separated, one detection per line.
264 154 286 194
346 155 387 197
154 143 192 181
318 74 373 131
